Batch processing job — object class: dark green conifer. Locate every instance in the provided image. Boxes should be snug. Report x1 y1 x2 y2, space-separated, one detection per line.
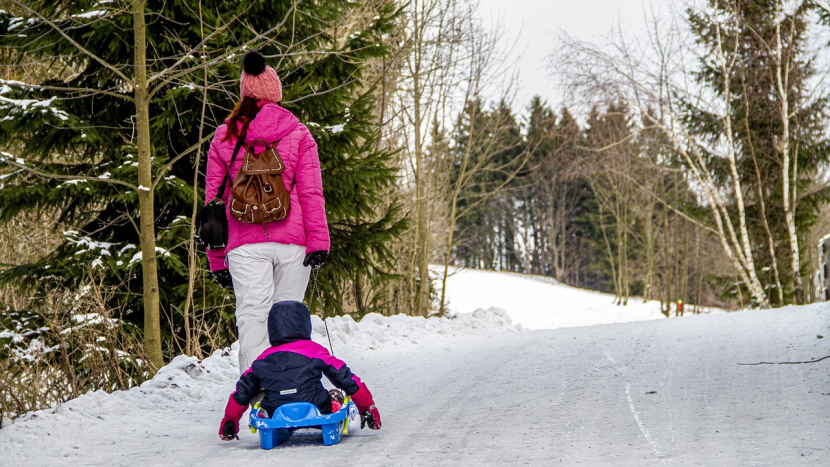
0 0 404 359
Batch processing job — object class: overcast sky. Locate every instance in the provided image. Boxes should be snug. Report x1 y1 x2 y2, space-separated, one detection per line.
477 0 673 113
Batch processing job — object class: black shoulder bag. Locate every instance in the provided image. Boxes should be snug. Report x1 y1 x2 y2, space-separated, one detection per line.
195 137 245 249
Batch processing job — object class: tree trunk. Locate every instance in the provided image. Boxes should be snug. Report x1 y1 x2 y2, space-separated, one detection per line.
182 1 208 358
439 202 457 315
412 0 431 316
598 203 620 303
680 218 690 316
774 2 803 304
414 128 431 317
714 22 769 308
616 202 627 305
133 0 163 372
743 100 783 305
353 274 366 314
644 197 655 300
695 227 703 314
662 200 672 316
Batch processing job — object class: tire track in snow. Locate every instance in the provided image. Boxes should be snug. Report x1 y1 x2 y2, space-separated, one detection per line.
703 361 713 414
664 356 677 444
550 370 572 436
625 383 666 464
608 350 668 463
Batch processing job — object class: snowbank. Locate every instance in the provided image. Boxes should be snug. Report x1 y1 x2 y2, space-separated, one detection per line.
5 307 518 426
310 306 519 349
138 307 519 398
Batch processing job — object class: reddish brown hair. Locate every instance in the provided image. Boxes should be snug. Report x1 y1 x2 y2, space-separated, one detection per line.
222 96 261 142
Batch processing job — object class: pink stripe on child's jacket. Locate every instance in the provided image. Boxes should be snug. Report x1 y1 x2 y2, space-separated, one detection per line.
205 102 330 271
258 339 364 388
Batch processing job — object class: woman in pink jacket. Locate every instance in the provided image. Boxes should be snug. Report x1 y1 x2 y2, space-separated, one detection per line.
205 51 330 372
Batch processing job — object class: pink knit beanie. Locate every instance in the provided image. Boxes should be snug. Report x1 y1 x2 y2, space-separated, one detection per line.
240 51 282 103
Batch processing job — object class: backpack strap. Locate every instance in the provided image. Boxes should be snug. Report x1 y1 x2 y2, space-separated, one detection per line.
214 136 246 202
247 138 282 156
248 138 272 149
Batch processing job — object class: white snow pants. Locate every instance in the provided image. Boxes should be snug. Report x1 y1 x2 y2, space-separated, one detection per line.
227 242 310 373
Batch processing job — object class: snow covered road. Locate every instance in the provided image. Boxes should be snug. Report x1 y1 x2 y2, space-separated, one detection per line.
2 303 828 466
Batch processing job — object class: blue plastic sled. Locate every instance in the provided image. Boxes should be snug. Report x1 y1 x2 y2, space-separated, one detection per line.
248 398 358 449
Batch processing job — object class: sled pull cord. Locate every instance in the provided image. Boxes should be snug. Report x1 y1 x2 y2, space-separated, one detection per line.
309 267 334 356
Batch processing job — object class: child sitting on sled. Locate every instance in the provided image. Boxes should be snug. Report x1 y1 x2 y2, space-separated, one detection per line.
219 301 382 440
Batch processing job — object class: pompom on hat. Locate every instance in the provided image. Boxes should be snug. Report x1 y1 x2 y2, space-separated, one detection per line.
240 51 282 103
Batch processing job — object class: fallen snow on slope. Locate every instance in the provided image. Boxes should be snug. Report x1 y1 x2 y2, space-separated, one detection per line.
437 266 720 330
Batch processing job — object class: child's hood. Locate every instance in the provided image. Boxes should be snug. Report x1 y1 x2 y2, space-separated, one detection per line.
267 300 313 346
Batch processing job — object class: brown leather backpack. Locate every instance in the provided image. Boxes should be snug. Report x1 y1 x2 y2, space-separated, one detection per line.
229 138 290 235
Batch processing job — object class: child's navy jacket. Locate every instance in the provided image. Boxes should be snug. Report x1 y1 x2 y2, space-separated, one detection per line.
231 301 366 416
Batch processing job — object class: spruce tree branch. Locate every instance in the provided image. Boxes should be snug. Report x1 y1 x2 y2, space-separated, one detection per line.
150 131 215 191
149 0 303 97
283 78 358 104
146 3 255 85
280 25 408 104
0 152 138 191
10 0 134 87
0 80 131 101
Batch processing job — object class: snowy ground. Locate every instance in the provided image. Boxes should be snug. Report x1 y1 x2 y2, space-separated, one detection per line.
437 266 721 330
1 270 828 466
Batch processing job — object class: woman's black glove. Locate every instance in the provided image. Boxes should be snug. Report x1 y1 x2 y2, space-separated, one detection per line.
211 269 234 289
303 250 328 269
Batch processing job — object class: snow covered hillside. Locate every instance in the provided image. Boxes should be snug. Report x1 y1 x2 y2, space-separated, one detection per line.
1 271 828 466
438 266 719 329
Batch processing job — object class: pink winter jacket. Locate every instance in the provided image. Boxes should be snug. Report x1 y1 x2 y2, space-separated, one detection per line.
205 102 330 272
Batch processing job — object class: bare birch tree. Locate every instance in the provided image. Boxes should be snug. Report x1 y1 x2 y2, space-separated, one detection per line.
391 0 481 315
556 7 773 307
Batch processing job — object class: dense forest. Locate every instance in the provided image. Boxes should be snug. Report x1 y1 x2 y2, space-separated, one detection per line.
2 0 830 420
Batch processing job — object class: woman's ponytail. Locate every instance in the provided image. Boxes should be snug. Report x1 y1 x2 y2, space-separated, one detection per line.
223 96 261 142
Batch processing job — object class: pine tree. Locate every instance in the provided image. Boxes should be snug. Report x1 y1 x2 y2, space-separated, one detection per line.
489 100 524 272
516 97 555 275
520 99 598 285
445 97 530 279
0 0 404 365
